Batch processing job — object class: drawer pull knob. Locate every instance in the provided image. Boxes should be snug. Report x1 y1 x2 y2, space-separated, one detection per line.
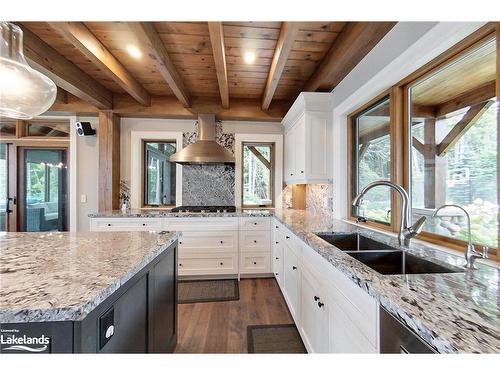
254 222 257 225
286 236 290 239
179 263 182 267
292 266 297 270
317 302 324 308
275 241 279 244
220 262 224 266
301 171 304 174
142 223 146 226
253 262 257 265
275 273 279 276
253 240 257 243
275 226 279 229
275 257 279 260
314 296 320 301
179 241 182 245
220 240 224 244
107 223 111 227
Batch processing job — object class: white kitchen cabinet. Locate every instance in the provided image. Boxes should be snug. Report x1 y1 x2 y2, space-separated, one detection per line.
239 217 271 275
272 220 379 353
282 240 301 322
90 217 162 231
300 263 330 353
282 92 334 184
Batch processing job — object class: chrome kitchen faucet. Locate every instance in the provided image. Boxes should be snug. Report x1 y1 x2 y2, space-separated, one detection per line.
352 180 427 247
432 204 489 269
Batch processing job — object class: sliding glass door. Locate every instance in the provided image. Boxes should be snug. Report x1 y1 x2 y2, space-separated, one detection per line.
21 148 68 232
0 143 8 231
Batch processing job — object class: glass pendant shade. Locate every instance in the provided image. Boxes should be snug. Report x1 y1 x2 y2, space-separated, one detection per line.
0 22 57 119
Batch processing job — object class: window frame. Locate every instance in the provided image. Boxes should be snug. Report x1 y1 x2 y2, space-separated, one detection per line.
347 88 403 233
141 139 177 208
346 23 499 258
401 28 498 256
241 141 275 208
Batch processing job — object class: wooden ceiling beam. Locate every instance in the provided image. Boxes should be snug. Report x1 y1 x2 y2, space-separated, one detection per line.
48 22 151 106
49 95 288 122
437 101 492 156
435 80 496 118
128 22 191 107
261 22 301 110
304 22 396 91
18 25 113 109
208 22 229 108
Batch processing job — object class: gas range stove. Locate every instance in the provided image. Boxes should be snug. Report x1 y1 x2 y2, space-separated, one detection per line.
170 205 236 213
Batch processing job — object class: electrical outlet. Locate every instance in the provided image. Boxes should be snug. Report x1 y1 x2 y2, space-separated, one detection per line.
80 194 87 203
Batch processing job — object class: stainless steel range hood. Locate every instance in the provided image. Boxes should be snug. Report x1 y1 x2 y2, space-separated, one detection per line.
169 114 235 164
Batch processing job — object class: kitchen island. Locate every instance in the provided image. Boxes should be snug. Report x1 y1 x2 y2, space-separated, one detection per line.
0 231 178 353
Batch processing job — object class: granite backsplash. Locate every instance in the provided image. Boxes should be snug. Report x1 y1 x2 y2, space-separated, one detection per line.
181 121 236 206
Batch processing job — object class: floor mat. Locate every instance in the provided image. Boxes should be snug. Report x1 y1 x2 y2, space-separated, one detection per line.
247 324 307 353
178 279 239 304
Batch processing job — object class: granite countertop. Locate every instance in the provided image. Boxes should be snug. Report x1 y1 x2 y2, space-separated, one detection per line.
0 231 178 324
88 208 273 218
272 209 500 354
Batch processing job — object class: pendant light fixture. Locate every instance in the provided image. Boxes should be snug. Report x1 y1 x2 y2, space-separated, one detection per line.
0 22 57 119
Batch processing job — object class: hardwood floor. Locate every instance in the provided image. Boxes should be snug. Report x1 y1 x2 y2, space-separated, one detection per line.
175 278 294 353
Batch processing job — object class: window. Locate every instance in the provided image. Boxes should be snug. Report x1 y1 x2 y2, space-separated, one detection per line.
242 143 274 207
409 37 497 249
143 141 176 206
349 95 392 225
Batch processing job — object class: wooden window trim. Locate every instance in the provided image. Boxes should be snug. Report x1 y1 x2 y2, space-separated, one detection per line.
347 89 400 232
241 142 275 209
141 139 177 209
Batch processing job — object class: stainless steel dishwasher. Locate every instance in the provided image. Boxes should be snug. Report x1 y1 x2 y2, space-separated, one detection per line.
379 307 437 353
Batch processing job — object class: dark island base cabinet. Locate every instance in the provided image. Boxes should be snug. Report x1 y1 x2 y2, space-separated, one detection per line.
0 242 178 354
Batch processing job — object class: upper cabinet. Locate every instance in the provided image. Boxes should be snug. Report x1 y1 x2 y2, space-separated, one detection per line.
282 93 334 184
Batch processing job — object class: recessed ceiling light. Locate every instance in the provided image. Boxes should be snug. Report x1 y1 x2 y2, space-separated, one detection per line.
126 45 142 59
244 51 256 64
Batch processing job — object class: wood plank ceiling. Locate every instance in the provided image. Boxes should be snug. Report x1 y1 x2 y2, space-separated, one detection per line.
18 21 396 121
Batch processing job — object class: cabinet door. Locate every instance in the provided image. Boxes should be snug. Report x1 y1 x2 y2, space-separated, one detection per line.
272 242 284 286
148 247 177 353
283 245 300 320
284 130 295 181
99 276 148 353
294 117 306 178
300 266 329 353
329 302 377 353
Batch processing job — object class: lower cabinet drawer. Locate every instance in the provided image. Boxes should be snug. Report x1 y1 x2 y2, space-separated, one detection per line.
239 230 271 252
90 218 162 231
179 231 237 253
178 254 237 276
240 252 271 274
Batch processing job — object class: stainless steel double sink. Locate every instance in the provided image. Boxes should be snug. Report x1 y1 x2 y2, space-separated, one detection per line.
315 232 463 275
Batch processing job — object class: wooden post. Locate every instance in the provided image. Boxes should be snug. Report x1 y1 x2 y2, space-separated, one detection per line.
423 118 446 208
98 111 120 211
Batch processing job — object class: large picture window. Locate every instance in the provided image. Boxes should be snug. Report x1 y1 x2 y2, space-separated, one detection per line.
409 37 497 249
349 95 392 225
143 141 177 207
242 142 274 207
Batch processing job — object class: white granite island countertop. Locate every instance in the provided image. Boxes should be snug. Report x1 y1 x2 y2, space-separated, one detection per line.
0 231 178 324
